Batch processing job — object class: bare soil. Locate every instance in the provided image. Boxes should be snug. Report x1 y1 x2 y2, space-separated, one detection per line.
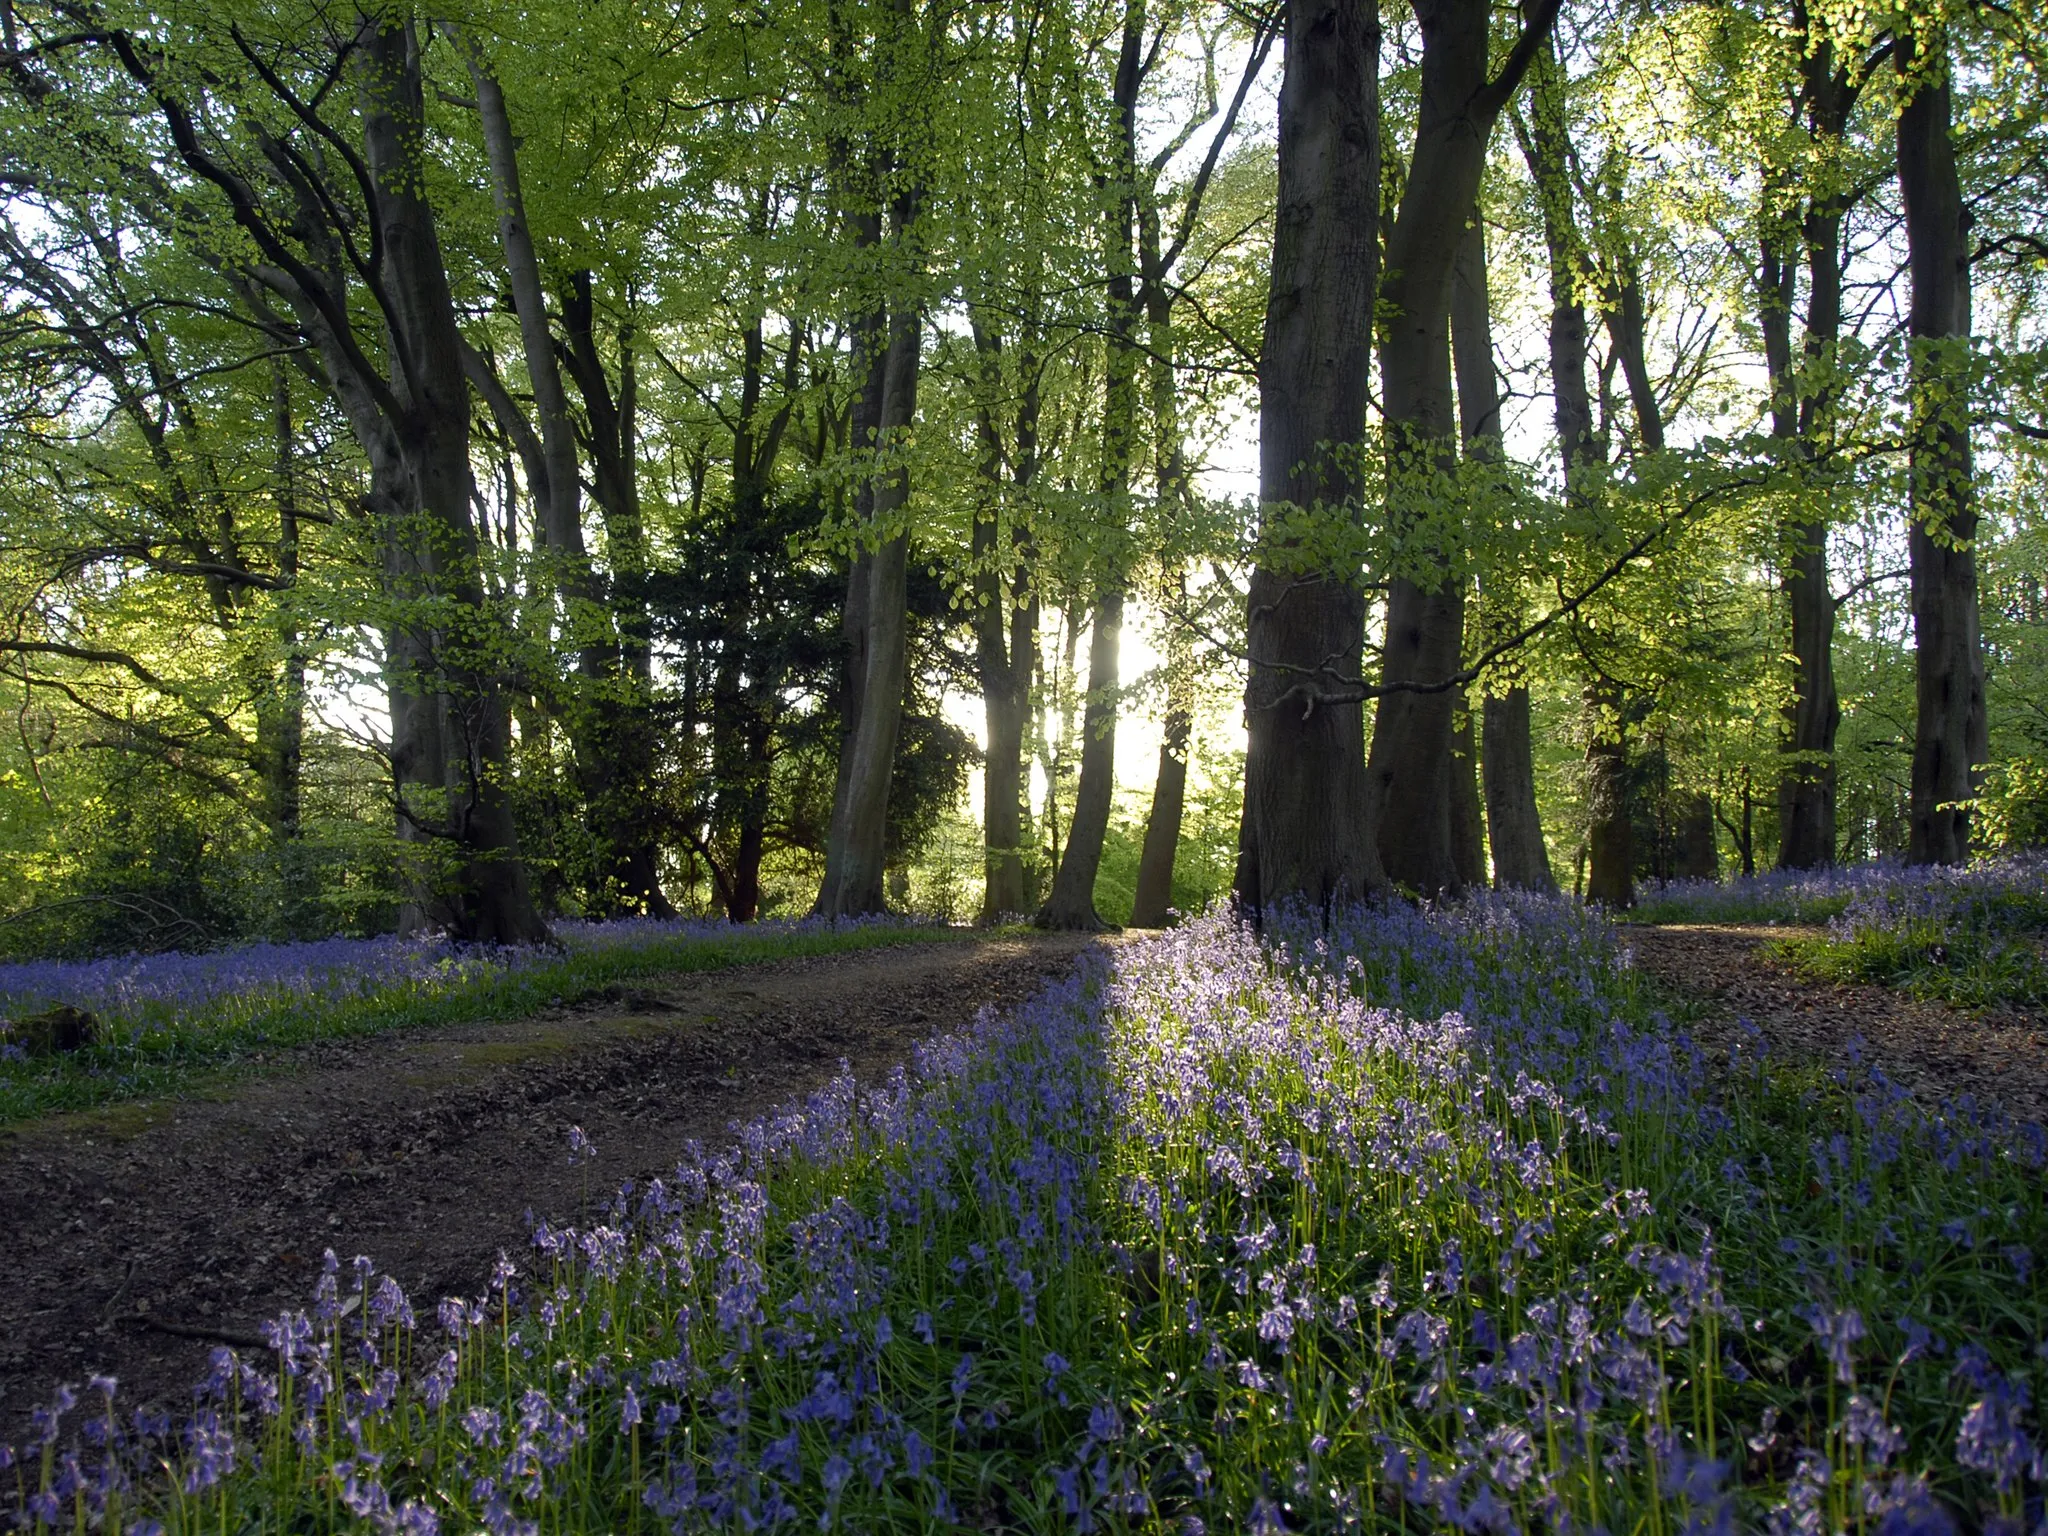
1624 922 2048 1126
0 931 1110 1444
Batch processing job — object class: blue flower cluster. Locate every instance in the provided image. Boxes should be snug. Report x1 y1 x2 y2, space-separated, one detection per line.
5 893 2045 1532
0 913 918 1061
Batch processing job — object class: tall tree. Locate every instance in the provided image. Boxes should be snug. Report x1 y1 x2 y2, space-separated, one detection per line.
1897 25 1987 864
1509 28 1601 899
1761 15 1867 869
1367 0 1563 895
969 313 1043 922
1038 0 1145 931
817 0 934 918
463 41 673 916
51 5 555 941
1130 14 1278 928
1237 0 1385 918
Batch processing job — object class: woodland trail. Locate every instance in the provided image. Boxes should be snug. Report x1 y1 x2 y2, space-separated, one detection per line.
1625 923 2048 1128
0 931 1111 1442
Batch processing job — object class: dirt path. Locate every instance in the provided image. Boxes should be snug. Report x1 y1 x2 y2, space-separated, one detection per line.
1624 923 2048 1126
0 931 1109 1443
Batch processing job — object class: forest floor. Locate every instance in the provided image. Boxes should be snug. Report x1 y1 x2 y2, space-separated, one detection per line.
0 930 1111 1443
4 916 2042 1449
1623 922 2048 1125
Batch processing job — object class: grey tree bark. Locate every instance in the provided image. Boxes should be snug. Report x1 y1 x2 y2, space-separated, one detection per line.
818 254 922 917
1448 214 1547 893
466 50 672 917
1897 30 1986 866
970 316 1041 922
1040 3 1147 931
1367 0 1563 896
1766 38 1858 869
356 18 548 943
1237 0 1386 920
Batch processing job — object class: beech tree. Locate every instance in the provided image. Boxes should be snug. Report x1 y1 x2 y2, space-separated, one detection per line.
1236 0 1383 919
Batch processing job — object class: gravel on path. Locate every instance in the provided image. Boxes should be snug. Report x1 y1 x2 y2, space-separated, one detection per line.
0 930 1110 1442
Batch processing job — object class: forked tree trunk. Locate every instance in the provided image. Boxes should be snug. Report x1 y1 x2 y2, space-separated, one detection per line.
468 53 675 918
556 277 674 915
1238 0 1385 919
1368 0 1561 896
359 17 546 945
1897 31 1986 865
818 282 922 917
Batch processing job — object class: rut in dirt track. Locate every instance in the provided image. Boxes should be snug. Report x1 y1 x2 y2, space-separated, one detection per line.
0 931 1109 1442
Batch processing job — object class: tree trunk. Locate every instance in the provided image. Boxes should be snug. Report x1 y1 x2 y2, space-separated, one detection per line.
1130 689 1189 926
1779 515 1840 867
726 711 774 922
1039 592 1123 928
1239 0 1385 920
1897 31 1986 866
818 279 921 917
260 361 306 850
1515 34 1599 486
1482 689 1555 891
820 201 889 903
1584 691 1633 908
979 617 1034 920
1676 793 1718 880
1368 0 1560 896
555 277 673 915
468 54 674 918
1772 42 1859 871
1450 707 1488 889
970 318 1042 924
1447 214 1531 894
359 16 546 945
1130 196 1196 929
1039 5 1144 931
1526 66 1636 905
1370 576 1464 893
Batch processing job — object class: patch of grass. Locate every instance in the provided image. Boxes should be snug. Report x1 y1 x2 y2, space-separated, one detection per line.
1774 886 2048 1012
0 923 966 1125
